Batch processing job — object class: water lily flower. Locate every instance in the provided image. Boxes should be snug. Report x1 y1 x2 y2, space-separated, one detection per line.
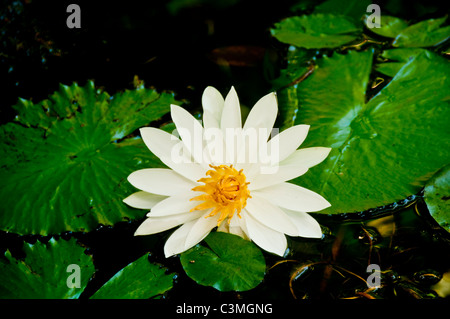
124 86 331 257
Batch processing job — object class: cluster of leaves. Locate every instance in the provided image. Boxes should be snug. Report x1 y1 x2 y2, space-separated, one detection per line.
1 0 449 298
0 237 174 299
270 2 450 227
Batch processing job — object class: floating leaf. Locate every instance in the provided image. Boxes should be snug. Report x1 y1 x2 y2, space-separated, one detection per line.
375 48 426 77
393 16 450 47
365 15 409 38
281 49 450 214
0 81 177 235
180 232 266 292
424 166 450 233
0 237 95 299
91 254 174 299
271 14 361 49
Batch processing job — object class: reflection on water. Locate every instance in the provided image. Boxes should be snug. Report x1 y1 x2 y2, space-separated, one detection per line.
257 197 450 299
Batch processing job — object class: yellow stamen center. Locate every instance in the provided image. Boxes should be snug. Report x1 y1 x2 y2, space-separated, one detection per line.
190 164 251 226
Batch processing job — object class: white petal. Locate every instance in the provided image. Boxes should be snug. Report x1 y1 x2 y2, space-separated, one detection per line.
243 92 278 138
203 125 226 164
221 86 242 130
234 92 277 167
248 147 331 190
216 216 248 239
134 210 204 236
244 194 299 236
203 110 221 131
148 191 202 217
164 219 198 257
127 168 197 196
123 191 167 209
267 124 310 163
283 209 323 238
281 147 332 168
139 127 205 181
170 104 207 167
248 164 308 190
184 211 219 250
202 86 224 130
229 216 249 239
253 182 331 212
243 213 287 256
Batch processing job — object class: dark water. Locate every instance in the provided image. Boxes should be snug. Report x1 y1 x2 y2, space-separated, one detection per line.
1 0 449 300
71 195 450 300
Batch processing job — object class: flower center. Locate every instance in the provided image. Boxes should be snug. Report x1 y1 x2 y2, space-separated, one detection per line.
190 164 251 226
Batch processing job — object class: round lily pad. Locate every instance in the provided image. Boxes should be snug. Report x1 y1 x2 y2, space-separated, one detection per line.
0 81 177 235
279 48 450 215
180 232 266 292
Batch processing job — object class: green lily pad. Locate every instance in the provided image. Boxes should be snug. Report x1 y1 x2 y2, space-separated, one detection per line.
271 14 361 49
180 232 266 292
0 81 176 235
0 237 95 299
424 166 450 233
375 48 426 77
91 254 174 299
393 16 450 47
282 48 449 214
365 15 409 38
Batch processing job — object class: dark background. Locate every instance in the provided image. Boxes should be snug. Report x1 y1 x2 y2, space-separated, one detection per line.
1 0 446 124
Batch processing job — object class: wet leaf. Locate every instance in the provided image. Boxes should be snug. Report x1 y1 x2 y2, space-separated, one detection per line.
180 232 266 292
284 49 450 214
0 237 95 299
271 14 361 49
0 81 177 235
393 16 450 47
424 165 450 233
365 15 409 38
91 254 174 299
375 48 426 77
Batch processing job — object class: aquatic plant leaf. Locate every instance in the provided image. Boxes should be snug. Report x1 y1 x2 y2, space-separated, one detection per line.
271 14 361 49
365 15 409 38
393 16 450 47
375 48 426 77
0 237 95 299
91 254 174 299
424 166 450 233
0 81 176 235
180 232 266 292
283 49 450 214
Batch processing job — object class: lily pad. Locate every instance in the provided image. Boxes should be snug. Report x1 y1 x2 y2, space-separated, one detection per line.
0 81 176 235
281 48 449 214
180 232 266 292
91 254 174 299
424 166 450 233
393 16 450 47
365 15 409 38
0 237 95 299
271 14 361 49
375 48 426 77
